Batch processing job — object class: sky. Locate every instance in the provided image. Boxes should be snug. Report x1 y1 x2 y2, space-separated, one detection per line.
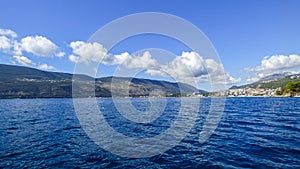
1 0 300 91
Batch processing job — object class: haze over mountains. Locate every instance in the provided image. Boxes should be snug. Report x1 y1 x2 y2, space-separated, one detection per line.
0 64 203 98
230 72 300 90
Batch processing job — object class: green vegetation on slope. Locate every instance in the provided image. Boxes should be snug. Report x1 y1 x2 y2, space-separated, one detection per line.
231 73 300 90
277 80 300 96
0 64 203 98
259 76 300 89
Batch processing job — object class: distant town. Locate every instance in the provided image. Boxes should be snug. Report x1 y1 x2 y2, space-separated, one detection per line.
189 73 300 98
187 87 299 98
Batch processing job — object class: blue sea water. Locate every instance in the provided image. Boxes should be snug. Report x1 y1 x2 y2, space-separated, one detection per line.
0 97 299 168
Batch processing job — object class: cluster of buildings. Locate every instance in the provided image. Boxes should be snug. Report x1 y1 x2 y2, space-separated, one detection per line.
196 87 284 97
185 87 283 98
224 87 280 97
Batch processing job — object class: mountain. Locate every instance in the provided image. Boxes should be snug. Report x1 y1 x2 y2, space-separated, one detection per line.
230 72 300 90
0 64 204 98
257 72 292 83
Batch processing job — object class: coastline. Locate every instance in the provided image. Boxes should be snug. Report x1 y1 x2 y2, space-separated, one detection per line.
1 95 299 99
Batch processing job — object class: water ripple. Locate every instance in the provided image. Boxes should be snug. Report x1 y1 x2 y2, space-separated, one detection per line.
0 98 299 168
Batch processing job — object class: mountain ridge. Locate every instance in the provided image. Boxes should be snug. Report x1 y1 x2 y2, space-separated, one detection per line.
230 72 300 90
0 64 205 98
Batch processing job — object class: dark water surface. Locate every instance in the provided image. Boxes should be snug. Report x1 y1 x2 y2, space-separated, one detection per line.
0 98 299 168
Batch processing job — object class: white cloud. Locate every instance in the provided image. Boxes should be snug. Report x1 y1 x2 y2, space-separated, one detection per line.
38 63 55 70
0 36 22 56
247 54 300 73
0 28 66 71
245 54 300 84
146 52 207 78
0 36 12 50
13 55 35 66
147 52 206 77
13 40 22 55
167 51 207 77
68 41 157 69
146 51 240 85
20 36 58 57
0 28 17 38
69 54 79 63
56 51 65 57
69 41 108 63
0 28 18 55
113 51 157 69
110 52 131 65
223 73 241 85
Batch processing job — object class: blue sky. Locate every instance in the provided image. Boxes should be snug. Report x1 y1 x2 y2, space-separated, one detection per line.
1 0 300 90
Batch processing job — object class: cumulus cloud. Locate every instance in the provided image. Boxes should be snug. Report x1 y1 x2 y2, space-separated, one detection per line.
247 54 300 73
165 51 207 77
223 73 241 85
112 51 157 69
12 41 22 55
0 28 17 55
245 54 300 83
38 63 55 70
0 28 67 72
56 51 65 57
13 55 35 66
145 51 240 85
0 36 12 50
0 30 64 58
145 52 206 78
109 52 131 65
68 41 157 69
127 51 157 69
69 41 108 63
20 36 59 57
0 28 17 38
69 54 79 63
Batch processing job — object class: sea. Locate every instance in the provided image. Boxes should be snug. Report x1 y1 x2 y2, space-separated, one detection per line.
0 97 299 168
